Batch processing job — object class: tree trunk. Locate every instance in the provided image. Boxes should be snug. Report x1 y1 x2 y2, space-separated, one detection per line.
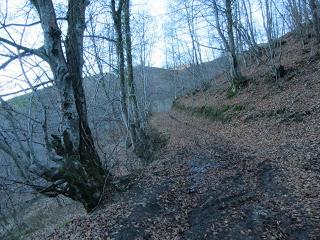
111 0 135 147
309 0 320 41
31 0 108 212
111 0 152 160
212 0 244 89
225 0 244 87
123 0 152 160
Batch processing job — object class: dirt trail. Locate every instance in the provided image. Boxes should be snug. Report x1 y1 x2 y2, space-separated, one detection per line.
151 111 314 240
32 107 319 239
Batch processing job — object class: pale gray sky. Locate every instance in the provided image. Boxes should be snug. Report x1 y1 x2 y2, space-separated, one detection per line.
133 0 169 67
0 1 169 98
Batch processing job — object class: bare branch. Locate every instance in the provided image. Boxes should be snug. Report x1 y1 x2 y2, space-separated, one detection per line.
194 39 225 50
0 80 52 98
0 37 46 60
0 17 67 29
84 35 116 42
0 51 32 70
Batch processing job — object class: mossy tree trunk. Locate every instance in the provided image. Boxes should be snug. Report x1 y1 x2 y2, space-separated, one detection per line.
30 0 110 212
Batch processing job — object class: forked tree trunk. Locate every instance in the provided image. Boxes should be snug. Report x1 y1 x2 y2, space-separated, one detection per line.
31 0 109 212
111 0 152 160
123 0 152 160
111 0 134 145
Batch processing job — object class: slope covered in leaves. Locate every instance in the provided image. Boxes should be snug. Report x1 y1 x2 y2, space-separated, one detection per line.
32 33 320 239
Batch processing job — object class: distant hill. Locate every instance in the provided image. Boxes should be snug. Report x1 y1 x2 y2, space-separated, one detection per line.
133 57 229 112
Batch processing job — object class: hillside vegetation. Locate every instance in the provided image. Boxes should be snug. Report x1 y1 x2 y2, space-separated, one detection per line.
30 30 320 239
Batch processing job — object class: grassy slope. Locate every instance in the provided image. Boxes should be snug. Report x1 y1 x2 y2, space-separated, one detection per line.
31 33 320 239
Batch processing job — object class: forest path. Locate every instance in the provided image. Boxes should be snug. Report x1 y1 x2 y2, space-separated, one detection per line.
149 111 312 239
35 109 318 239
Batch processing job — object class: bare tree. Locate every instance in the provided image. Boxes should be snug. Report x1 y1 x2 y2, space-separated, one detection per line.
0 0 114 212
309 0 320 41
134 12 155 113
211 0 245 92
111 0 152 160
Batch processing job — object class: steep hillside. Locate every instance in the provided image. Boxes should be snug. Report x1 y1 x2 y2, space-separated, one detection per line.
29 32 320 239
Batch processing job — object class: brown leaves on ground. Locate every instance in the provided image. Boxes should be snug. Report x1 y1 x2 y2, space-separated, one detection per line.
32 33 320 239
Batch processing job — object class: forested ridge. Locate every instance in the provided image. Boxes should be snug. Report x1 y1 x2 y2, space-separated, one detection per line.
0 0 320 239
